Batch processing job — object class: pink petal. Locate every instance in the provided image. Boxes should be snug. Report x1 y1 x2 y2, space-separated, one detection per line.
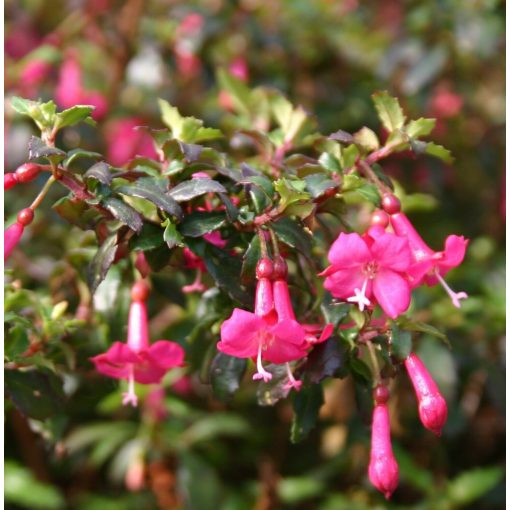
324 268 366 300
90 342 138 379
264 319 308 364
133 353 167 384
217 309 264 358
439 235 468 270
373 269 411 319
371 231 412 272
148 340 185 369
327 232 371 268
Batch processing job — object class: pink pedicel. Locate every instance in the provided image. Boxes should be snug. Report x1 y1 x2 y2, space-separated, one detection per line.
368 400 399 499
217 258 308 384
320 226 412 319
404 353 448 436
389 211 468 308
90 281 185 407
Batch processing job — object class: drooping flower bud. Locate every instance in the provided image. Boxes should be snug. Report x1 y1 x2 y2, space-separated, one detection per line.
127 283 151 353
5 208 35 260
15 163 42 183
4 173 18 190
404 353 448 436
368 395 399 499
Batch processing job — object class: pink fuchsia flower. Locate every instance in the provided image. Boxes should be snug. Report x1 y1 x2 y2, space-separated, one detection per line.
5 208 34 261
320 226 413 319
20 59 53 97
368 387 399 499
106 117 157 166
388 206 468 308
404 353 448 436
90 281 185 407
217 258 308 383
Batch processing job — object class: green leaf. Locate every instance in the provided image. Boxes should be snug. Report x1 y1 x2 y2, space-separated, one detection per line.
217 68 252 114
5 324 30 359
5 369 65 420
116 181 182 218
340 144 360 169
354 183 380 206
5 461 65 509
168 178 227 202
321 295 351 327
158 99 222 143
102 197 143 233
87 233 119 294
179 211 226 237
28 136 66 163
301 337 349 384
181 413 249 446
52 197 101 230
353 126 380 151
405 118 436 138
424 142 453 163
447 466 503 505
63 148 103 168
372 91 406 132
210 352 247 402
290 383 324 443
240 233 261 284
269 94 312 144
272 218 313 257
54 105 95 130
128 223 164 251
257 364 293 406
396 317 449 346
275 178 311 208
318 152 342 173
84 162 112 185
162 218 184 249
11 97 57 131
303 174 337 199
391 324 413 361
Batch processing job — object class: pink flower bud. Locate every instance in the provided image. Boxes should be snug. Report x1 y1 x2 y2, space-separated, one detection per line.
4 173 18 190
127 300 150 353
4 222 24 260
404 353 447 436
368 403 399 499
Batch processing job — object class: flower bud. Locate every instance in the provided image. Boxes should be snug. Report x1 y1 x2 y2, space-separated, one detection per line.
404 353 448 436
15 163 42 183
370 209 389 228
4 173 18 190
256 257 273 279
272 256 288 280
17 208 34 226
368 402 399 499
4 222 24 260
131 280 150 302
381 193 401 214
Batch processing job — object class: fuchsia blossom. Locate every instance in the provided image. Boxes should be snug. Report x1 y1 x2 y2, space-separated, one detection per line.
90 281 185 407
218 257 309 387
368 390 399 499
5 208 34 261
320 226 413 319
388 208 468 308
404 353 448 436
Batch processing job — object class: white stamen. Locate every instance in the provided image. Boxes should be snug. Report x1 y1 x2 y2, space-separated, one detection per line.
122 366 138 407
252 340 272 382
435 269 468 308
347 278 371 311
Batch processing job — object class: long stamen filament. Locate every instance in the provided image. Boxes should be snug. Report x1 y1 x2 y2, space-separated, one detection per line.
122 366 138 407
285 362 302 391
434 269 468 308
252 340 272 382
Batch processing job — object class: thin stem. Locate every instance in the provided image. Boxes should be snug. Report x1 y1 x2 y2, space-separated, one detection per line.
29 176 56 211
357 159 392 196
257 228 269 258
366 339 382 386
268 228 280 257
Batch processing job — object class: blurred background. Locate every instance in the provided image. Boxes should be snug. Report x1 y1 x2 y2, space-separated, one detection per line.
4 1 505 509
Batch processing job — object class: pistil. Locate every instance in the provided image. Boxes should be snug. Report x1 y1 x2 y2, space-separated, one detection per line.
122 365 138 407
434 269 467 308
252 340 273 382
347 277 371 311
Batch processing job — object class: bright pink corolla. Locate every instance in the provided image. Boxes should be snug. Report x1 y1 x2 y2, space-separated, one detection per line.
390 212 468 308
320 226 412 319
106 118 157 166
4 223 25 261
368 402 399 499
90 282 185 407
404 353 448 436
217 258 308 384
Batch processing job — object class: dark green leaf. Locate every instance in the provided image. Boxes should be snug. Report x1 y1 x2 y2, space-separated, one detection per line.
391 324 413 361
447 466 503 505
240 234 261 285
349 356 372 385
396 317 449 346
144 245 172 272
355 183 380 206
102 197 143 233
300 337 349 384
116 181 182 218
321 294 350 327
128 223 164 251
218 193 239 221
5 325 30 359
5 369 65 420
179 211 226 237
84 162 112 185
63 148 103 168
52 196 101 230
272 218 313 257
87 233 119 294
304 173 338 199
290 384 324 443
28 136 66 162
209 352 247 402
169 178 227 202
